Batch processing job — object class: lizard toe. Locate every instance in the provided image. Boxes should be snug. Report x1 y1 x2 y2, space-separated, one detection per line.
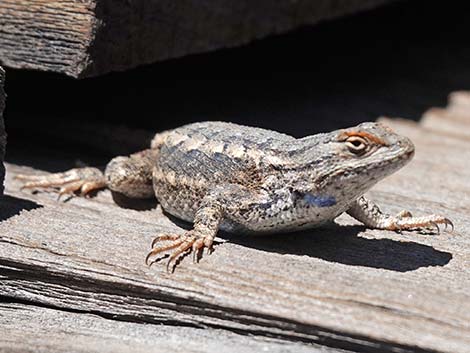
145 237 186 266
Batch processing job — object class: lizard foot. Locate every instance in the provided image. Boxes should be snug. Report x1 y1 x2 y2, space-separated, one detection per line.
145 231 214 272
386 214 453 234
15 167 106 200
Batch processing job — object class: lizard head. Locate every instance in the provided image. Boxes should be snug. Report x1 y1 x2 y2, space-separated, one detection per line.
309 122 415 197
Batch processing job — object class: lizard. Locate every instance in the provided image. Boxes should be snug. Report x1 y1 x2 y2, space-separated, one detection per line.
16 121 453 271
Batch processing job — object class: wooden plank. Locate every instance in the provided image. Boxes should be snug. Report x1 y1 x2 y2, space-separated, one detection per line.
1 303 345 353
0 0 395 78
1 100 470 352
0 67 5 195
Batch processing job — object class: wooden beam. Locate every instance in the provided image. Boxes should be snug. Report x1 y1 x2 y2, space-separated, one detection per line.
0 0 395 78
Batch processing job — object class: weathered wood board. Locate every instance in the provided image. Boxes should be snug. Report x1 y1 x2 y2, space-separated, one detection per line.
0 0 395 78
0 67 5 195
1 97 470 352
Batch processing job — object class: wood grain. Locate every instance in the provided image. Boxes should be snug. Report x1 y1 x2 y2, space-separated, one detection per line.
0 0 395 77
1 97 470 352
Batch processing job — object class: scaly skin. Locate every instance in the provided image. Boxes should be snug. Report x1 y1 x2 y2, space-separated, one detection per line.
16 121 453 271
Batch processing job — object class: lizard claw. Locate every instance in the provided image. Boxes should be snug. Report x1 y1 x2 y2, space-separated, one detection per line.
443 218 454 232
428 221 440 235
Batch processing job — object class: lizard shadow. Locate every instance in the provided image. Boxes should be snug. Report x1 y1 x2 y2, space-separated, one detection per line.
222 224 452 272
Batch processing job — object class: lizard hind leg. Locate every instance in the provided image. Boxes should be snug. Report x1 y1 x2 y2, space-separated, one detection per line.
15 167 106 198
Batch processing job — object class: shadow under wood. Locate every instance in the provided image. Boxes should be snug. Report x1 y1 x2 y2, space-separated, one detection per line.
0 195 42 221
225 225 452 272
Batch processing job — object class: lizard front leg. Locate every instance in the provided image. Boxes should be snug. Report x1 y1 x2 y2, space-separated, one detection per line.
146 183 258 271
346 196 453 233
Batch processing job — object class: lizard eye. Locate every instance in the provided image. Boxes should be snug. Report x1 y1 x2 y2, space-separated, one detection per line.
345 136 368 155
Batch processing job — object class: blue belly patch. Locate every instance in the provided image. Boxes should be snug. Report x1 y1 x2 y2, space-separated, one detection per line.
303 193 336 207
